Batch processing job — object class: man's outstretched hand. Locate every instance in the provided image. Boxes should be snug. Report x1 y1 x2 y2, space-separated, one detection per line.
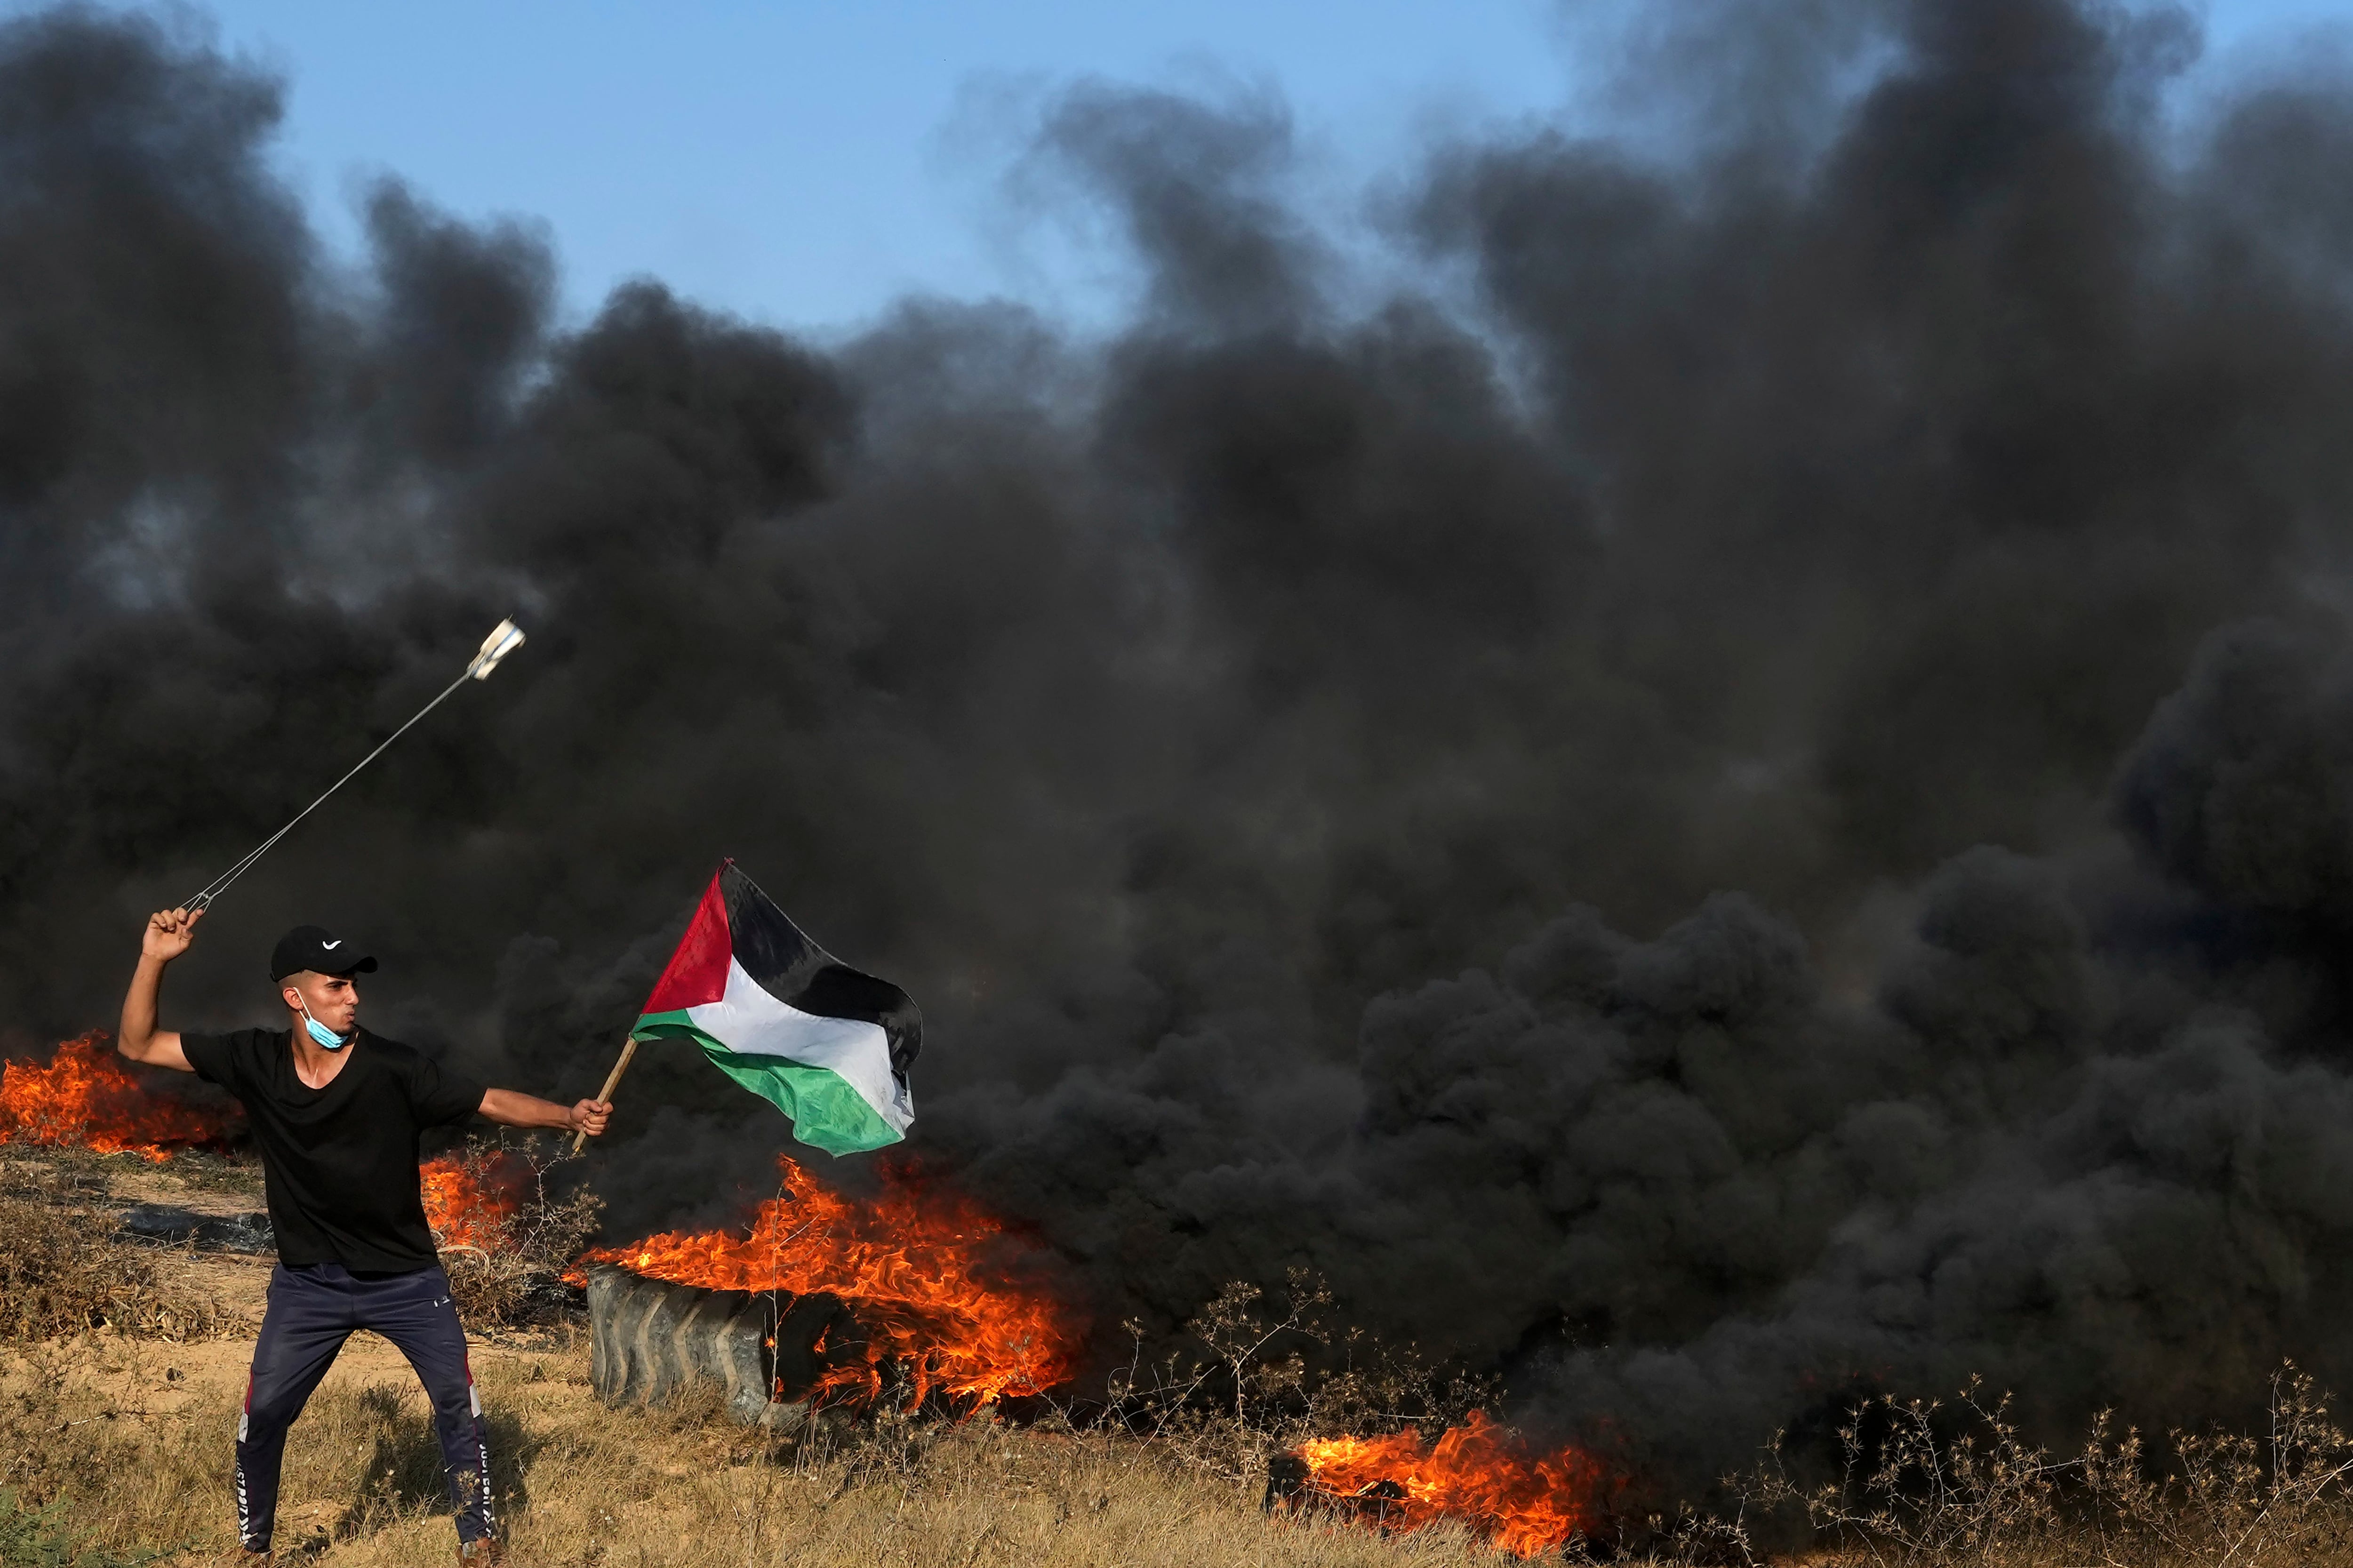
480 1088 614 1136
142 907 204 963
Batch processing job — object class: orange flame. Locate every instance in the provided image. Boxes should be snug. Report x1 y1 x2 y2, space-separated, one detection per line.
1298 1412 1610 1557
574 1155 1074 1410
418 1151 527 1253
0 1033 232 1160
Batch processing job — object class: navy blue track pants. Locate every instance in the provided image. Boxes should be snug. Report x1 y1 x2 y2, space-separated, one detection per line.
236 1262 493 1551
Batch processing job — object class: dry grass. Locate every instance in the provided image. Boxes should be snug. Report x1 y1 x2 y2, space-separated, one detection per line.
6 1301 2352 1568
0 1146 1507 1566
18 1150 2353 1565
0 1334 1515 1567
0 1187 226 1344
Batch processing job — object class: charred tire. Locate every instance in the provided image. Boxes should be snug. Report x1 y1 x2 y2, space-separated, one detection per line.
584 1264 849 1428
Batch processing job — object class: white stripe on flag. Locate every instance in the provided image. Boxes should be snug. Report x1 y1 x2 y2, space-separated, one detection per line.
685 957 913 1132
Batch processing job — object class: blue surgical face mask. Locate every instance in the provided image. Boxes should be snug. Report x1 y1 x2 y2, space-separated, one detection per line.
296 997 351 1050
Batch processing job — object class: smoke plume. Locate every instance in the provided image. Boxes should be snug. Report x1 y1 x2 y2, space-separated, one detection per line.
7 0 2353 1488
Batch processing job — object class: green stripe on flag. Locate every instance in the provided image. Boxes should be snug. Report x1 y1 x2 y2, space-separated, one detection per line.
630 1014 904 1157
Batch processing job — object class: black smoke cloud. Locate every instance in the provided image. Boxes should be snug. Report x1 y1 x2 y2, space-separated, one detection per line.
8 0 2353 1488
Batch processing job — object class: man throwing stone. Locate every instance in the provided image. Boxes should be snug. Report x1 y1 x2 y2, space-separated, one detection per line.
118 906 612 1564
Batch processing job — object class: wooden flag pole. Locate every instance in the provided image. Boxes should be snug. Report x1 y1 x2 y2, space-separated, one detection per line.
572 1037 638 1154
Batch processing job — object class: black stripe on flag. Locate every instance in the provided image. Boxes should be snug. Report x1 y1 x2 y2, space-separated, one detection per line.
721 862 922 1076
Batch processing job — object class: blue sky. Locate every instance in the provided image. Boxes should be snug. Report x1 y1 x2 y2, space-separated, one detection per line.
96 1 2353 334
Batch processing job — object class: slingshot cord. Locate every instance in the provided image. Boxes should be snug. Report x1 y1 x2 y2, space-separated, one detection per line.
183 666 478 912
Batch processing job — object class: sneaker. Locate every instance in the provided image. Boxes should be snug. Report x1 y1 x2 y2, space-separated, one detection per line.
456 1538 503 1565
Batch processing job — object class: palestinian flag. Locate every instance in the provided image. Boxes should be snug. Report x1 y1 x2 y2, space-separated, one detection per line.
631 862 919 1156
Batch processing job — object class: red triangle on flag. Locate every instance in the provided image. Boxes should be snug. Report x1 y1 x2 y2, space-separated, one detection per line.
641 865 733 1013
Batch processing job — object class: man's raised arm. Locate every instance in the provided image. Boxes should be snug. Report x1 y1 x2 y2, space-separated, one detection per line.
119 907 203 1072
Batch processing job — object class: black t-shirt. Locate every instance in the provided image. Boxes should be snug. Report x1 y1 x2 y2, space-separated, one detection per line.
180 1028 486 1273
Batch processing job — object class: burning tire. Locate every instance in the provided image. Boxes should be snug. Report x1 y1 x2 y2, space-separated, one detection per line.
584 1264 864 1429
570 1155 1075 1411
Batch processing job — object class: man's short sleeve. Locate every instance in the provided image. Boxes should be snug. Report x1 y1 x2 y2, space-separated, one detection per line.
401 1048 486 1128
178 1031 242 1091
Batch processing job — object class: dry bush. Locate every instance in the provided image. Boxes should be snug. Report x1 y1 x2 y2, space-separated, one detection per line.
0 1191 223 1342
1740 1379 2071 1566
1738 1363 2353 1568
1100 1268 1498 1488
428 1134 604 1328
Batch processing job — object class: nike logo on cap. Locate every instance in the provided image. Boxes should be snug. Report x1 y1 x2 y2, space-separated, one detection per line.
322 939 342 949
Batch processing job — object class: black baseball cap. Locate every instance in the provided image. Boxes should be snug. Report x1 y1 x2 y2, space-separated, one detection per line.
269 925 379 982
